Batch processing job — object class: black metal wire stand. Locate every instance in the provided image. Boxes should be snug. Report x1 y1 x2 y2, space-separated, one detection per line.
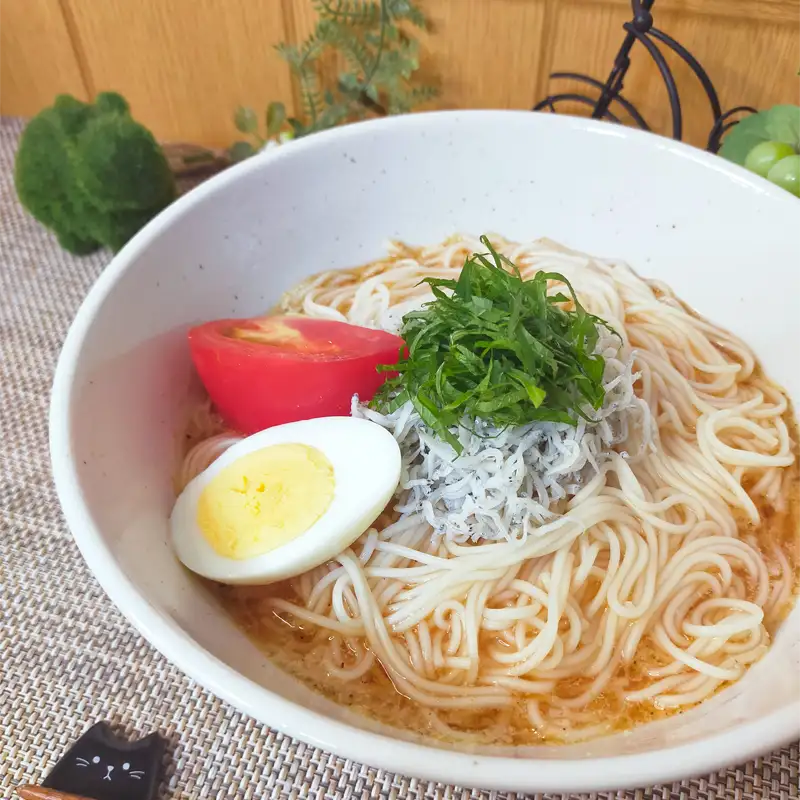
533 0 756 152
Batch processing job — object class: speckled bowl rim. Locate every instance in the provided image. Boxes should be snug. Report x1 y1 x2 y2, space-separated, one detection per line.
50 110 800 794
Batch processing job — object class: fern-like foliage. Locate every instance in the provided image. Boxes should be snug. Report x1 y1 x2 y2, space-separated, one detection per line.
230 0 437 159
313 0 381 25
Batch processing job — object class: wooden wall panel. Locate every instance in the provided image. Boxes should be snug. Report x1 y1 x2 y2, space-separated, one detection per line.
415 0 547 110
284 0 548 114
654 9 800 142
62 0 296 146
596 0 800 24
544 1 800 146
1 0 798 148
0 0 88 117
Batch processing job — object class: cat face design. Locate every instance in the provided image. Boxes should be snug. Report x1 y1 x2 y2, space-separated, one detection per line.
73 752 146 784
42 722 164 800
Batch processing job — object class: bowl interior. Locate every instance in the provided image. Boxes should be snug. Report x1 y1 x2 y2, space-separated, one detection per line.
52 112 800 780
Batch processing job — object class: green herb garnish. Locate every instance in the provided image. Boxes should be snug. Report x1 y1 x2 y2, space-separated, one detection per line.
373 236 614 453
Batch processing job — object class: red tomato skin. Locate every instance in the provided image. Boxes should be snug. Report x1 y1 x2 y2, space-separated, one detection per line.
188 316 403 434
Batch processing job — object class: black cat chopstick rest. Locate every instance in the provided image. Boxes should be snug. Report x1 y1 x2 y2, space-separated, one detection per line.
16 722 165 800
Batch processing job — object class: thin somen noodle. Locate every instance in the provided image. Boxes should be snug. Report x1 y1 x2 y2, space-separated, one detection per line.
181 235 798 744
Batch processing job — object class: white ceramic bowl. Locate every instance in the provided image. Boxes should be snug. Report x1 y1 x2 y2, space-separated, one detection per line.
50 111 800 794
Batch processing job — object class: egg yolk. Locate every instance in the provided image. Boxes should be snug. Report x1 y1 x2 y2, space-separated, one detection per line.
196 443 335 560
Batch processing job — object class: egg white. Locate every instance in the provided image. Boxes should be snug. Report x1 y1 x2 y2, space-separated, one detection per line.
171 416 401 585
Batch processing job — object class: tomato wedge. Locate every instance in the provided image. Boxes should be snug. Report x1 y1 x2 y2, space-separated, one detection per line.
188 315 404 434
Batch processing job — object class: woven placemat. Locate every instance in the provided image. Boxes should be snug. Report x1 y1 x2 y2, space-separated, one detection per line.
0 115 797 800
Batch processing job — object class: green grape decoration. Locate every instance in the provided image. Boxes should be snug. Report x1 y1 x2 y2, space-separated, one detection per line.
719 105 800 198
743 141 795 179
766 154 800 196
743 140 800 196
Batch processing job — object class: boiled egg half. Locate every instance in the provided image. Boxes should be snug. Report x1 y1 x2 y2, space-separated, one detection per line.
171 416 401 584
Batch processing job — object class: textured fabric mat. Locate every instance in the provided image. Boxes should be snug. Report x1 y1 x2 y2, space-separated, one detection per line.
1 115 798 800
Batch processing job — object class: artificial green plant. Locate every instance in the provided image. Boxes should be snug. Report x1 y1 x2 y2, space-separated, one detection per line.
230 0 437 159
15 92 176 254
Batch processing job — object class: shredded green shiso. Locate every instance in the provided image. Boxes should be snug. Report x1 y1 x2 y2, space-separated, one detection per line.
373 236 616 453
